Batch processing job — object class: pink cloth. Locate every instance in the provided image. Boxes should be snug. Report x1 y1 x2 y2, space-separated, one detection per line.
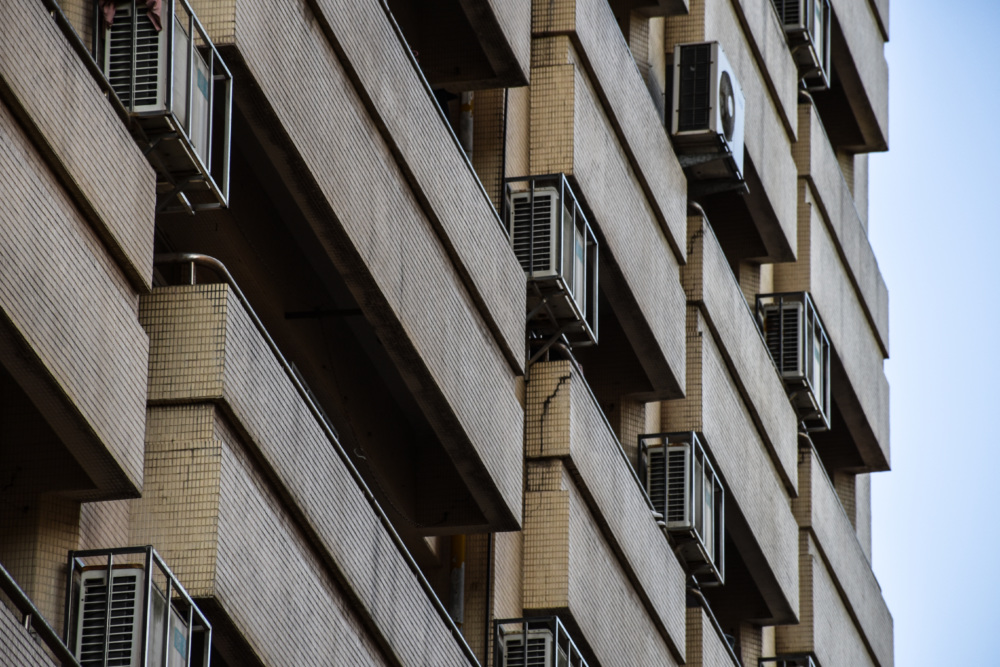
100 0 163 32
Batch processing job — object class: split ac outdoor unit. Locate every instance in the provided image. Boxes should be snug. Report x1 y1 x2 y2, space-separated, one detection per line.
505 176 599 348
759 656 818 667
772 0 832 90
641 432 724 586
98 0 232 212
671 41 745 183
758 292 831 431
103 1 211 166
500 630 568 667
74 567 189 667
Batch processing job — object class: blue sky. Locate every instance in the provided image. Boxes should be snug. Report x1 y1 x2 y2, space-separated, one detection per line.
868 0 1000 662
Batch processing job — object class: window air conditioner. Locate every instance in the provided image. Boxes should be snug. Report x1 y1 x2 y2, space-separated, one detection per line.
771 0 832 90
670 41 745 183
75 567 190 667
504 176 599 347
641 432 724 585
758 292 831 431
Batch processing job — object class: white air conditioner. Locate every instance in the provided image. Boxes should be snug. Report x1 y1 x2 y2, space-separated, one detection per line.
643 433 724 584
771 0 831 90
102 1 212 166
759 293 831 431
500 629 570 667
671 41 745 182
75 567 190 667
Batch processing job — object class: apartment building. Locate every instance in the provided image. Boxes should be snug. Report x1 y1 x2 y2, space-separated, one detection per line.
0 0 892 665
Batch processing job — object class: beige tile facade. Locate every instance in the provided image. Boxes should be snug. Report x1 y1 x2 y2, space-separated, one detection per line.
0 0 894 666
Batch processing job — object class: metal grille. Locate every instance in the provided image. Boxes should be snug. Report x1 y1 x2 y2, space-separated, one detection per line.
773 0 801 27
764 304 802 376
503 634 550 666
666 447 689 524
646 446 667 515
78 573 140 667
510 192 554 274
677 43 713 132
106 2 162 108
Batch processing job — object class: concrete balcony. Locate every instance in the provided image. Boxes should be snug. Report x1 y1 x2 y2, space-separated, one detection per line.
665 0 799 263
134 283 478 666
0 2 154 503
532 0 690 261
686 605 742 667
523 458 684 664
814 0 889 151
529 36 687 399
777 448 893 667
682 215 800 493
525 360 688 662
159 0 527 530
795 103 888 356
663 308 799 624
773 179 890 473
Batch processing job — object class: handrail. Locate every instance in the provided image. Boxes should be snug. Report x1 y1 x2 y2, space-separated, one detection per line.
0 560 81 667
152 253 482 667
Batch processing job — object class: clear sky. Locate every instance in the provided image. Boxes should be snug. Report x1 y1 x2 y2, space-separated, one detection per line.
868 0 1000 663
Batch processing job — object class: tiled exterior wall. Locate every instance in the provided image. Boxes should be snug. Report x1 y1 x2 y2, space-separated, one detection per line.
775 184 891 468
777 534 879 667
1 0 155 290
196 0 527 373
0 98 148 499
524 461 683 665
663 309 799 621
726 0 799 131
0 603 57 667
829 0 890 144
683 215 799 492
530 36 687 397
686 606 740 667
790 448 893 667
526 361 688 656
139 284 478 666
796 104 889 355
532 0 689 260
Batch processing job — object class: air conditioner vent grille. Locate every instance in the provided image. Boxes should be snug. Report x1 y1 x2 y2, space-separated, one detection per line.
106 3 161 107
511 192 554 273
647 447 667 515
764 305 802 375
78 573 140 667
503 634 549 666
677 43 713 132
666 447 689 523
773 0 801 26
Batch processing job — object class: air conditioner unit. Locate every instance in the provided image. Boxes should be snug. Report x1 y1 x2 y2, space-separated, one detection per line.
759 656 818 667
758 293 831 431
102 1 211 165
670 41 745 183
500 629 569 667
97 0 231 212
641 432 724 585
74 567 190 667
504 176 599 347
772 0 832 90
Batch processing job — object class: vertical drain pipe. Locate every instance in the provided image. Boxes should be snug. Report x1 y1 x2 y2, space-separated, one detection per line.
449 534 467 631
459 92 474 160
